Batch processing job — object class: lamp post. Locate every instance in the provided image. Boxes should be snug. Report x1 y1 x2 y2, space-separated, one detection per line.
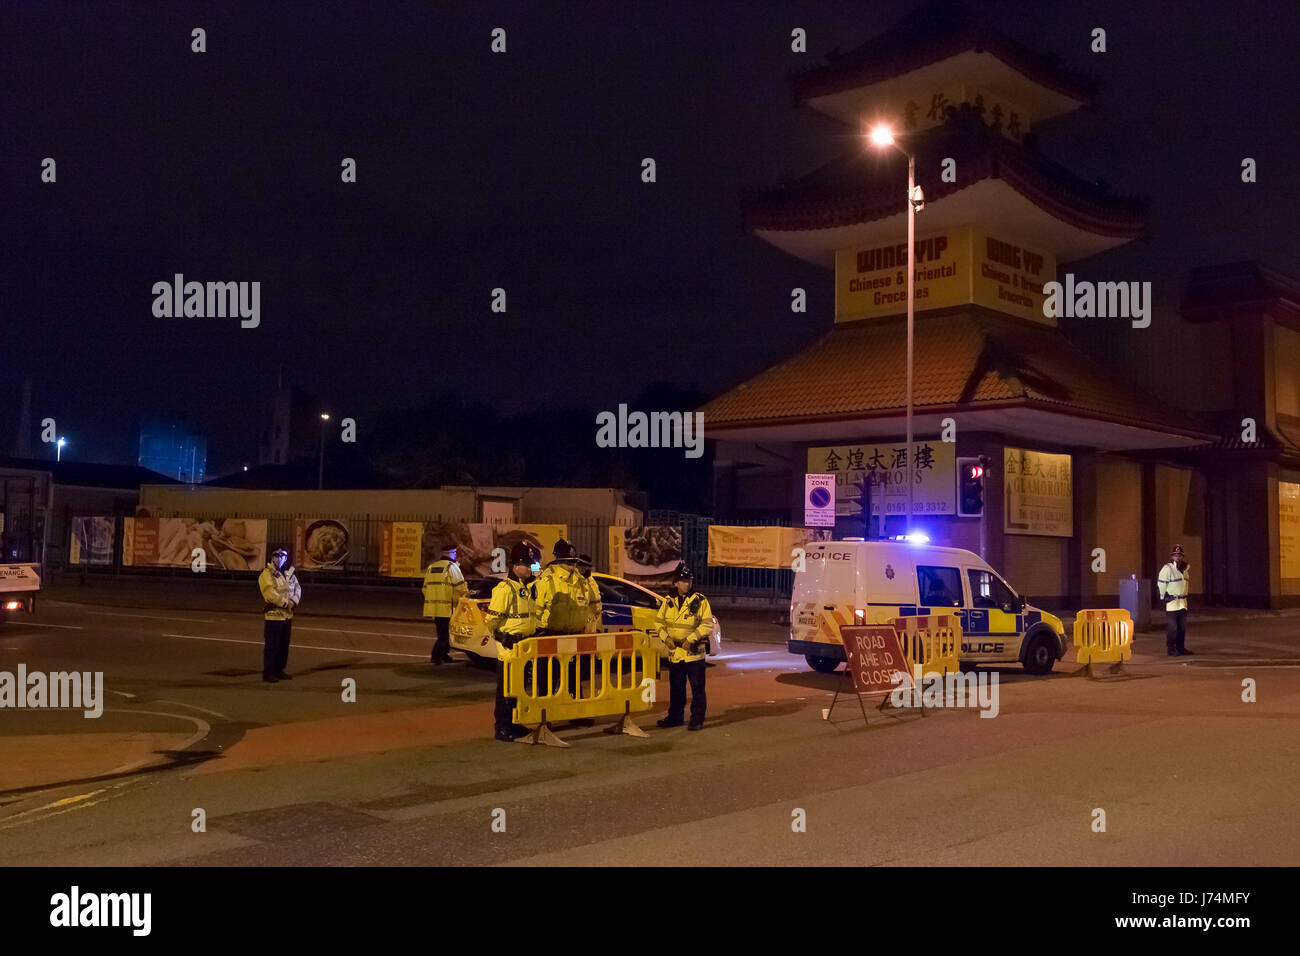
56 437 66 462
869 125 923 536
318 413 330 489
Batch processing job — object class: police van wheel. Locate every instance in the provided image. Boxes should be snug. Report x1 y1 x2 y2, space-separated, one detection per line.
805 655 841 674
1022 633 1056 675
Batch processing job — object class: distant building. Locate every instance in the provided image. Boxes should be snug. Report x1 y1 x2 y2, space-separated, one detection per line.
258 377 321 467
137 415 207 484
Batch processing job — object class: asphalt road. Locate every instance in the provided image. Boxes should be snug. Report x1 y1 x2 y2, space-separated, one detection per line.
1 596 1298 866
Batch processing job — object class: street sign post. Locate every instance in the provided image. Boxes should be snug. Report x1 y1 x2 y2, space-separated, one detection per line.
804 473 836 528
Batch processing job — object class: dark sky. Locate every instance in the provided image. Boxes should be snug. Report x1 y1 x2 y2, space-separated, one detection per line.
5 0 1299 474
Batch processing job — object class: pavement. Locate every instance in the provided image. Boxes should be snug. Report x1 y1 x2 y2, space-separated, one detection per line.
2 583 1298 865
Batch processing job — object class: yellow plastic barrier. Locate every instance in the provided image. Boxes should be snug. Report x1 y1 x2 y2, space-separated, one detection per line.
1072 608 1133 675
501 629 660 746
891 613 962 679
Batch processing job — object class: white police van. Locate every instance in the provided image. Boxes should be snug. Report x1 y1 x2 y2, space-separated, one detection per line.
789 540 1066 675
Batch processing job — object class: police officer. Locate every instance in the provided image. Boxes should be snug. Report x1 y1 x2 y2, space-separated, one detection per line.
486 542 539 741
534 539 588 635
1158 543 1193 656
258 546 301 683
422 544 467 665
576 553 602 632
655 563 713 730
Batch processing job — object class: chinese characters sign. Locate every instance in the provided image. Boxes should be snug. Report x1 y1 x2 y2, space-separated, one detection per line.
835 226 1055 325
876 85 1028 142
1003 448 1073 537
806 441 955 516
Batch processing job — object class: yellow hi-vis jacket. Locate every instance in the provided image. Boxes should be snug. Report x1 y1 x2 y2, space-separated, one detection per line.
485 575 537 648
422 559 467 618
655 589 713 663
582 574 602 632
534 564 590 634
1158 561 1190 612
259 563 302 621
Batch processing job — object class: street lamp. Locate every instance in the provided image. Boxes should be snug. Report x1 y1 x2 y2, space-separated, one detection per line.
318 413 330 489
869 124 925 536
56 437 67 462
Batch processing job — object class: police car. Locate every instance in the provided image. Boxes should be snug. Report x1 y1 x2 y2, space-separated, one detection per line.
789 539 1066 675
449 572 722 664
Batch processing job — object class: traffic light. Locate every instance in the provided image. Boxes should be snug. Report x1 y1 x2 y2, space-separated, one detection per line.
853 473 874 539
957 457 985 517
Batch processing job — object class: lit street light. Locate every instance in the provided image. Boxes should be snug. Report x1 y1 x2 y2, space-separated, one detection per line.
56 437 67 462
318 413 330 489
869 124 924 536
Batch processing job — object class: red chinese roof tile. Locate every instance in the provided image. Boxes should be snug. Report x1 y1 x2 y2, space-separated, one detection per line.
699 308 1212 440
743 107 1148 237
791 0 1099 107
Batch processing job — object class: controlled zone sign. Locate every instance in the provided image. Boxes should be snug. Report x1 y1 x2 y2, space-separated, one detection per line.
805 474 836 527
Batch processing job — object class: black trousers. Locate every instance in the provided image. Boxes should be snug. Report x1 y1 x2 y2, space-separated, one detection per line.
263 619 292 677
495 660 514 730
1166 608 1188 653
667 659 706 722
432 616 451 661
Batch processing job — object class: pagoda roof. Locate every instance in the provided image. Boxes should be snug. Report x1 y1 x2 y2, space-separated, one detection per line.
698 307 1213 451
791 0 1099 114
742 106 1148 264
1182 261 1300 327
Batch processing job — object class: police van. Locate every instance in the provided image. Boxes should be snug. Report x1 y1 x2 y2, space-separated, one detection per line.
789 540 1066 675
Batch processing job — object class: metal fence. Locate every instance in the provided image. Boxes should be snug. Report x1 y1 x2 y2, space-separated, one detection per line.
68 510 798 606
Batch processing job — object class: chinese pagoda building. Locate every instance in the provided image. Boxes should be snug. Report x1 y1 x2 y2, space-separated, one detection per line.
701 0 1220 607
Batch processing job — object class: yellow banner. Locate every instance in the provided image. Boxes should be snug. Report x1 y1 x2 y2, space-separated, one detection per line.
836 229 969 323
707 526 830 568
1280 482 1300 579
379 521 425 577
835 226 1054 325
1004 448 1073 537
807 440 955 516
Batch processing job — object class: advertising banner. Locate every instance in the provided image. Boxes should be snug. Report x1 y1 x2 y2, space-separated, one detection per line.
378 521 425 578
69 516 116 566
1280 481 1300 579
608 526 682 586
420 522 570 578
123 516 268 569
807 440 955 516
294 518 351 570
707 526 832 568
1003 448 1073 537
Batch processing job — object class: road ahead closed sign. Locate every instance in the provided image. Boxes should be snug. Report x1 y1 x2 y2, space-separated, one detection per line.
805 474 836 527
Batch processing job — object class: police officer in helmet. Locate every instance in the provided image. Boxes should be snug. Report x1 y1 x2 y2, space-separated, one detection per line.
655 562 713 731
486 541 539 741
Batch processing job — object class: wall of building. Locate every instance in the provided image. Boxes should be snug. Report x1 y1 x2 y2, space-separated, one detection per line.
1089 456 1143 599
1155 463 1205 597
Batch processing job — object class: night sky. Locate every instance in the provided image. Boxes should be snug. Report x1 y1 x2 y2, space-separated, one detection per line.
6 0 1299 474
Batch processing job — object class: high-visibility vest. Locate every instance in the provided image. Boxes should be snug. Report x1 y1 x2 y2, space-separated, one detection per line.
422 560 467 618
259 564 302 621
1158 561 1189 612
485 575 537 646
656 590 713 663
535 564 589 634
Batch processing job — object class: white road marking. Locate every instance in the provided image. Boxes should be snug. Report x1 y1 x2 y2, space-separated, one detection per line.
109 690 137 699
90 611 216 623
294 625 431 639
159 633 428 659
13 622 83 630
157 699 230 719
